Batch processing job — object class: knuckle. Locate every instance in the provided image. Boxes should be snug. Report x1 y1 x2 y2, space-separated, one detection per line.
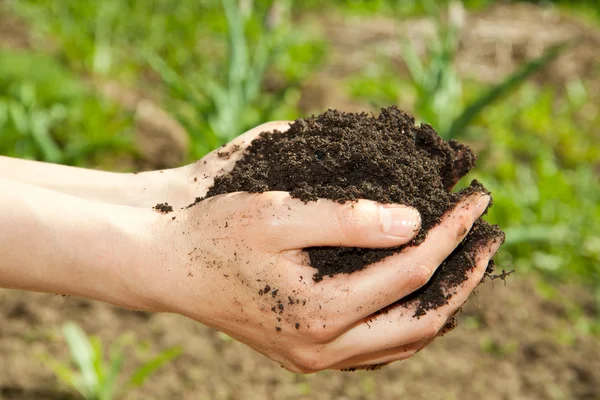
247 193 282 224
422 315 446 339
337 202 372 242
406 263 432 291
289 348 328 372
306 323 338 343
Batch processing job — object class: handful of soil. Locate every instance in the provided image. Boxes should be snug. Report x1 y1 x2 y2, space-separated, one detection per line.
204 106 505 316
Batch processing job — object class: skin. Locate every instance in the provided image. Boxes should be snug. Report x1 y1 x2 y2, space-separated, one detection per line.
0 122 500 373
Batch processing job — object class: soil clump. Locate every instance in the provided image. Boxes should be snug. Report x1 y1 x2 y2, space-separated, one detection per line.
205 106 505 315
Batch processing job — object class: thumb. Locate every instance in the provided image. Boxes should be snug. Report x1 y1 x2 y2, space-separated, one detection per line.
206 191 421 251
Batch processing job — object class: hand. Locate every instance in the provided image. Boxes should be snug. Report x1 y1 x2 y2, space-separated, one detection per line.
0 121 291 209
141 185 498 373
0 122 500 373
135 121 295 209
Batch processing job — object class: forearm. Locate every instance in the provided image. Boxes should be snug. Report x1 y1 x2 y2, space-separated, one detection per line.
0 178 160 310
0 156 187 208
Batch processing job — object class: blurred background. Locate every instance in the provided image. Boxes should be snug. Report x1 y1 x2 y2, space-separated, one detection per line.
0 0 598 399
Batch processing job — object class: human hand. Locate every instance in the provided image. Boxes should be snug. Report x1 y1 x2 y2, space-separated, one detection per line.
1 122 500 372
129 121 295 209
0 122 500 372
0 122 291 209
139 184 499 373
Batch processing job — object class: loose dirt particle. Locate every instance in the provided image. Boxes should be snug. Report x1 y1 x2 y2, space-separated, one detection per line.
153 202 173 213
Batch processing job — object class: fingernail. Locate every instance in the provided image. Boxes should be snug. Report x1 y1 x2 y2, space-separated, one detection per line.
475 194 490 213
490 231 506 254
380 206 421 237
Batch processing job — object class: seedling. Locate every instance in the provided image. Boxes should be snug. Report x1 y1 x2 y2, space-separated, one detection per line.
400 0 569 139
40 322 181 400
146 0 313 157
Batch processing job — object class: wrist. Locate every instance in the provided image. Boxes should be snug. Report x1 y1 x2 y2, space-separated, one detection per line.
136 207 221 323
74 203 165 311
128 165 196 209
0 179 163 311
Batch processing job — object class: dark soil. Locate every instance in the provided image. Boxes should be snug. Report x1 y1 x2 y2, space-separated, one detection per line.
153 202 173 213
204 106 505 316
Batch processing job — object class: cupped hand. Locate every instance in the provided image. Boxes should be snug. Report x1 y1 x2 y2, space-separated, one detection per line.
143 183 498 373
134 121 293 209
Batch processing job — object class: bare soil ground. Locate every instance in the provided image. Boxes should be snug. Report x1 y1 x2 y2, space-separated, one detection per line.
1 277 598 400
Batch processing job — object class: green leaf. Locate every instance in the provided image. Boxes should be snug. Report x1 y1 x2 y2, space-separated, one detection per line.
127 346 182 388
98 339 127 400
64 134 133 164
90 337 105 384
144 51 198 106
29 110 64 163
7 100 29 134
38 352 77 389
401 38 425 88
0 100 8 129
447 41 570 139
62 322 100 398
222 0 248 91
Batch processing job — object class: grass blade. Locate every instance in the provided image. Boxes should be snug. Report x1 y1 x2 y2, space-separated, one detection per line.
62 322 99 398
38 352 77 389
30 111 64 163
401 38 425 88
98 338 127 400
144 51 198 106
90 336 105 386
127 346 182 388
447 41 570 138
223 0 248 91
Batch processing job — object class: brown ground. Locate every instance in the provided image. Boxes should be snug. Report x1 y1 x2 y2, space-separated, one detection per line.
1 276 598 400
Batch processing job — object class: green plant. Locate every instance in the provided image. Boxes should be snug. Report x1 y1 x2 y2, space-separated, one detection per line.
146 0 325 157
0 50 133 166
348 1 567 139
297 0 492 17
404 2 569 139
469 82 600 291
11 0 219 81
41 322 182 400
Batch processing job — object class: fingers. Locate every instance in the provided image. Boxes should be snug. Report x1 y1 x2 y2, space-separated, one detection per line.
398 192 490 275
327 238 501 361
203 121 293 166
331 317 455 371
234 191 421 249
330 338 427 371
298 316 451 372
321 191 489 320
226 120 293 149
190 121 293 198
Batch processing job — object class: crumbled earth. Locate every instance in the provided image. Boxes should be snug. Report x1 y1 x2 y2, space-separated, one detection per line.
204 107 505 315
153 202 173 213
